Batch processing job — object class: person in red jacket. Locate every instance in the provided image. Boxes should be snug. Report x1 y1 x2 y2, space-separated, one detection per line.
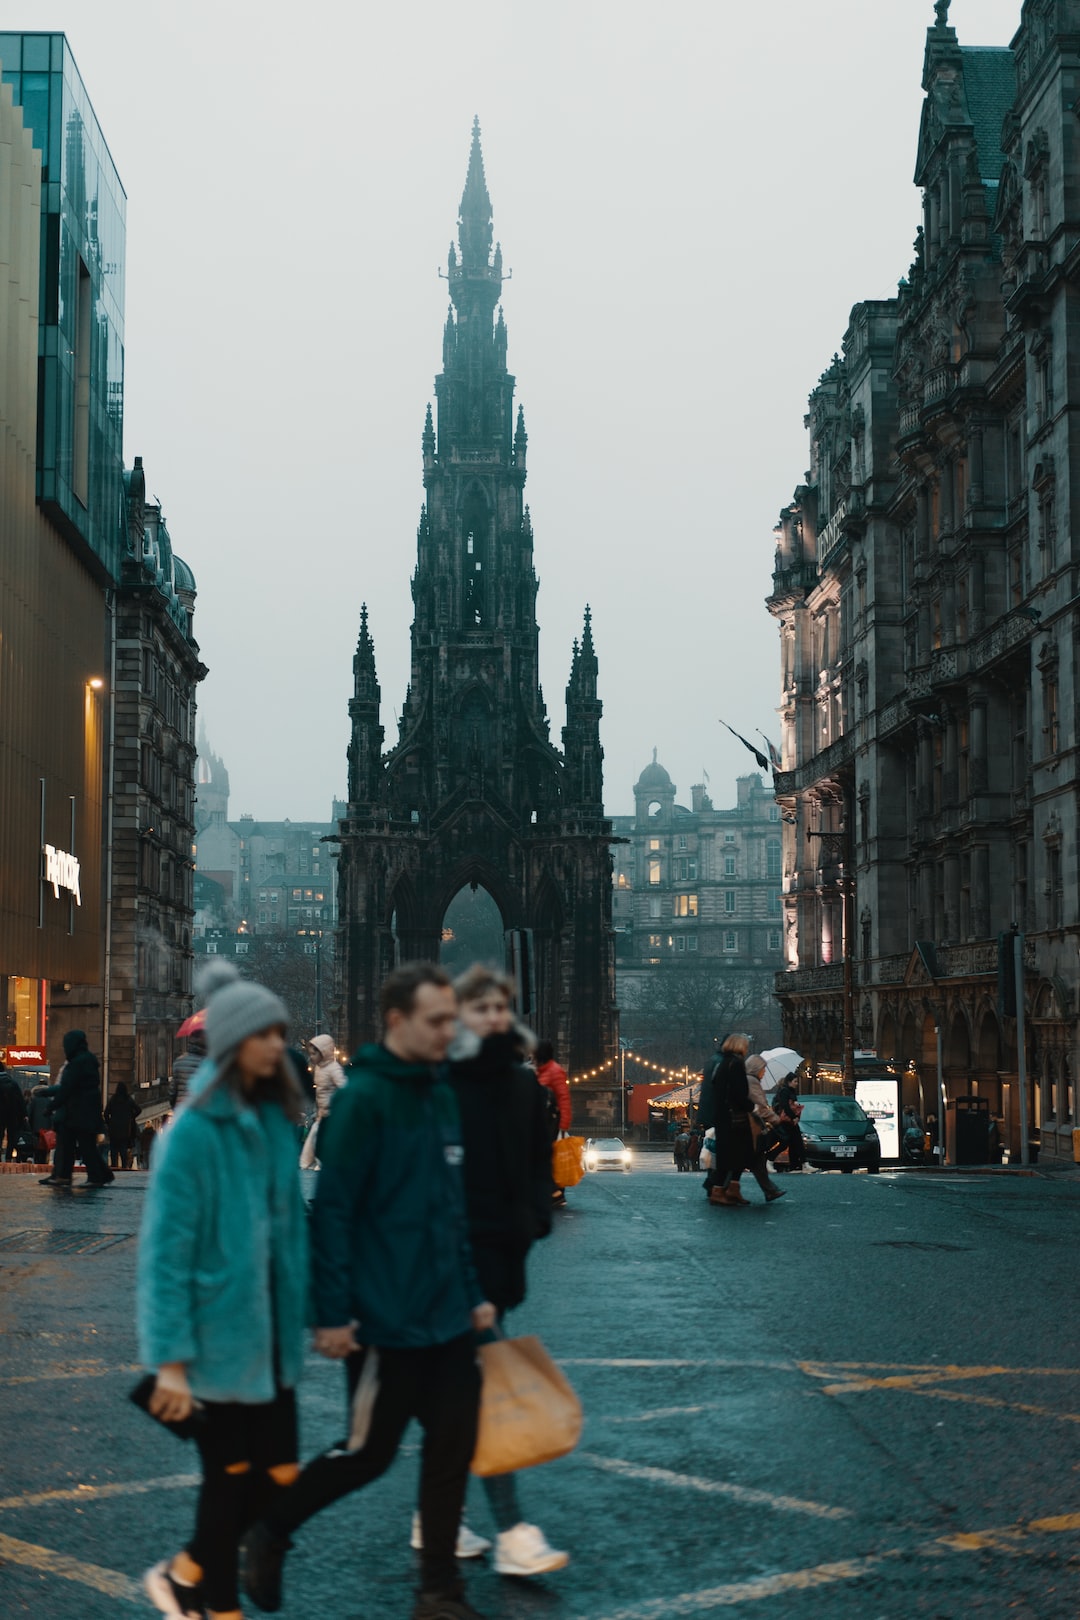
534 1041 572 1205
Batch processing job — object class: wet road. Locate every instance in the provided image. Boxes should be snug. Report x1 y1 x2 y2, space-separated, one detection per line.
2 1156 1080 1617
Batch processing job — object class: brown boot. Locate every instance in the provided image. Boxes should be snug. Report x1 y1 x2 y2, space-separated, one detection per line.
724 1181 750 1205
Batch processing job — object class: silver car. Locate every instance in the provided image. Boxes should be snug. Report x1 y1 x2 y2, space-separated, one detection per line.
585 1137 632 1172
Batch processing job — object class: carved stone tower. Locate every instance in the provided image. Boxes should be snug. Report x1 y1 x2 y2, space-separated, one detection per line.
337 120 617 1075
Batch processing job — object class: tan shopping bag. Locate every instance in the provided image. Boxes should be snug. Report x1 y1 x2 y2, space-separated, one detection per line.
471 1335 583 1476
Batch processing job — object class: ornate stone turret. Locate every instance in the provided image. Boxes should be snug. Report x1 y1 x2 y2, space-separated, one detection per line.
338 123 616 1077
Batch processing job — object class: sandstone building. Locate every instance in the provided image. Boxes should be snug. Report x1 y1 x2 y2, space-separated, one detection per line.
769 0 1080 1158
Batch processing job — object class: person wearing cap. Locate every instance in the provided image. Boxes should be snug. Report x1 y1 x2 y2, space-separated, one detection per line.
136 961 309 1620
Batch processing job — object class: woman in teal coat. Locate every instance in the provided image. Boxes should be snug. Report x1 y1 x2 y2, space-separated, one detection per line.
137 961 309 1620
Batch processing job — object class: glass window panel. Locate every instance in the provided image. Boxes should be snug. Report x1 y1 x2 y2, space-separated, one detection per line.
0 36 22 70
23 35 51 70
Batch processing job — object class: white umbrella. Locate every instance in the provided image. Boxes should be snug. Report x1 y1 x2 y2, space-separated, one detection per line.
759 1047 804 1088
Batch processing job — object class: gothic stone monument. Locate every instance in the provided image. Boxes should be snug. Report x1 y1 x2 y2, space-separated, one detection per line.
337 121 617 1078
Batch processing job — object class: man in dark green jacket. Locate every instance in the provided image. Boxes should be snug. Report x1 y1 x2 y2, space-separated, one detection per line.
242 962 495 1620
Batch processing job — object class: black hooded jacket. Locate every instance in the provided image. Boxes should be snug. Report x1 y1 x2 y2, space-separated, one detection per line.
50 1032 104 1132
447 1029 554 1309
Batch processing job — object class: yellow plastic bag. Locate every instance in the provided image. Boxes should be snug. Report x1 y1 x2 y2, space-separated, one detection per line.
552 1135 584 1188
471 1335 583 1476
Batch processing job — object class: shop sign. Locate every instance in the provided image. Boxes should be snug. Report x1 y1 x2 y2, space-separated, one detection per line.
42 844 82 905
4 1047 47 1065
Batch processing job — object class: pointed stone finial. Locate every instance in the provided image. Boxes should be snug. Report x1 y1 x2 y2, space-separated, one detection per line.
581 604 595 654
459 117 493 270
652 746 658 765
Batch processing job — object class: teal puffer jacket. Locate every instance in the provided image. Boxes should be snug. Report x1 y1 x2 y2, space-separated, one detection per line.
136 1061 309 1403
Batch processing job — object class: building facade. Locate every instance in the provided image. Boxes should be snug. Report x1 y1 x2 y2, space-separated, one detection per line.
769 0 1080 1158
610 761 784 1063
337 123 617 1076
0 36 203 1095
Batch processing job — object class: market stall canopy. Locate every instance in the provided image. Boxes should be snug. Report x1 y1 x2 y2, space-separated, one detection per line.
647 1080 701 1112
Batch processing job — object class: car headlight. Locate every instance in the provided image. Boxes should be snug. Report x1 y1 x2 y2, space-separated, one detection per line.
585 1154 596 1167
802 1131 821 1142
621 1150 632 1162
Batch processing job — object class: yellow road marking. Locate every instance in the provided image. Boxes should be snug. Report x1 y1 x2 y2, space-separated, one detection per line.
0 1473 198 1513
579 1453 852 1520
0 1529 143 1601
801 1359 1080 1425
0 1361 140 1387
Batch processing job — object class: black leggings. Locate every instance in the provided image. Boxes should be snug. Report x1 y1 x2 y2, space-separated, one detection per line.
190 1386 298 1613
269 1333 480 1594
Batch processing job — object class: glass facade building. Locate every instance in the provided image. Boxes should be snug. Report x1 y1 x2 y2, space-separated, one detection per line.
0 32 126 582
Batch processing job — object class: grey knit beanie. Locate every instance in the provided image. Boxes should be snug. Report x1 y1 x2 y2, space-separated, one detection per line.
195 960 288 1063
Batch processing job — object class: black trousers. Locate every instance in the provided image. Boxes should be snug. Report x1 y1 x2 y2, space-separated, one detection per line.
269 1332 480 1594
55 1127 111 1183
190 1386 298 1613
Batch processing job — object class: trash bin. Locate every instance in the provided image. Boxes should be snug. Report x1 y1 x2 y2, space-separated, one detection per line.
954 1095 991 1165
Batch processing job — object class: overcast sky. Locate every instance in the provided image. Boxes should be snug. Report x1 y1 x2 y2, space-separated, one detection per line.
16 0 1024 819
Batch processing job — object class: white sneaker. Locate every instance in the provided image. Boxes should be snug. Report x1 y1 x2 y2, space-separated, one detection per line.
410 1510 492 1559
494 1522 570 1576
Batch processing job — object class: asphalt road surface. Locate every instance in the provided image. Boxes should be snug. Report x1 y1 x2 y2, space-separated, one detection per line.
2 1155 1080 1618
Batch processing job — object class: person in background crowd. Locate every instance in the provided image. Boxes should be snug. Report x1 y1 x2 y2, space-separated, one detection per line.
240 962 495 1620
138 960 308 1620
673 1128 691 1171
687 1126 702 1173
104 1080 141 1170
300 1035 347 1170
744 1055 786 1203
27 1076 55 1164
434 965 567 1578
534 1039 571 1206
697 1033 755 1207
39 1032 113 1188
170 1028 207 1111
0 1061 27 1161
138 1120 158 1171
771 1075 805 1172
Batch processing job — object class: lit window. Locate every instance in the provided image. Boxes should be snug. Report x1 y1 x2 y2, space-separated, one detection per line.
648 933 662 948
648 860 661 885
648 838 660 851
674 894 698 917
292 888 301 900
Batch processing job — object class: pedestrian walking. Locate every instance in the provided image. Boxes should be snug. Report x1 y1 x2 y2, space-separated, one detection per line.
771 1077 806 1171
240 962 495 1620
27 1076 55 1163
673 1129 691 1171
104 1080 140 1170
299 1033 346 1169
744 1055 786 1203
431 964 567 1578
534 1039 572 1206
39 1032 113 1187
169 1028 207 1111
137 960 308 1620
697 1033 756 1207
0 1061 27 1161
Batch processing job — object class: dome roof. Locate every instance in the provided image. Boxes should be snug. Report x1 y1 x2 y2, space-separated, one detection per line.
172 553 196 593
635 751 673 793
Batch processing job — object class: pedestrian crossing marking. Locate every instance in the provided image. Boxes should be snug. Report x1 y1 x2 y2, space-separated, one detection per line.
0 1529 143 1602
579 1453 852 1520
800 1359 1080 1424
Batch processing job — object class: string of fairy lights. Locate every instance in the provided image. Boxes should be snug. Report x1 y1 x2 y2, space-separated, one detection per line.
570 1052 697 1085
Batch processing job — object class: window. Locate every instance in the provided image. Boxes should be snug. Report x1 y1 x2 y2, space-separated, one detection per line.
723 930 737 952
724 890 736 914
648 897 662 919
674 894 698 917
768 891 782 915
73 258 92 505
648 934 662 948
687 935 698 952
769 804 780 821
766 839 782 879
235 942 249 956
676 935 686 952
648 838 660 852
292 888 302 900
724 853 736 876
206 941 218 954
648 860 661 885
677 835 687 850
768 929 782 951
1044 676 1059 754
724 831 736 843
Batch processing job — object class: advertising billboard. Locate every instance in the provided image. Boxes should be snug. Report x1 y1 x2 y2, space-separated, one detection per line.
855 1077 900 1162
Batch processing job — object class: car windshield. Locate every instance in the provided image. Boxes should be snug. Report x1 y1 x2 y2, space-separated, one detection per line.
798 1098 867 1122
592 1139 625 1151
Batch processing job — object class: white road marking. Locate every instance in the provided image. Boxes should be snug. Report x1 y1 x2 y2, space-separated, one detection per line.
560 1357 794 1369
573 1552 894 1616
578 1454 851 1520
0 1529 144 1601
605 1403 722 1424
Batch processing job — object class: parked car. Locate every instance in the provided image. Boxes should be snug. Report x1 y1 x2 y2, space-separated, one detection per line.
585 1137 632 1172
797 1095 881 1173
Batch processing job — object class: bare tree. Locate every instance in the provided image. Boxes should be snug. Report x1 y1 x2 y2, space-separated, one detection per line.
620 964 781 1070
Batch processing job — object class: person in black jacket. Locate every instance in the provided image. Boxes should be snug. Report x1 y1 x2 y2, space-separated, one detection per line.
104 1080 141 1170
436 965 568 1580
0 1064 27 1161
697 1033 755 1206
39 1031 113 1187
